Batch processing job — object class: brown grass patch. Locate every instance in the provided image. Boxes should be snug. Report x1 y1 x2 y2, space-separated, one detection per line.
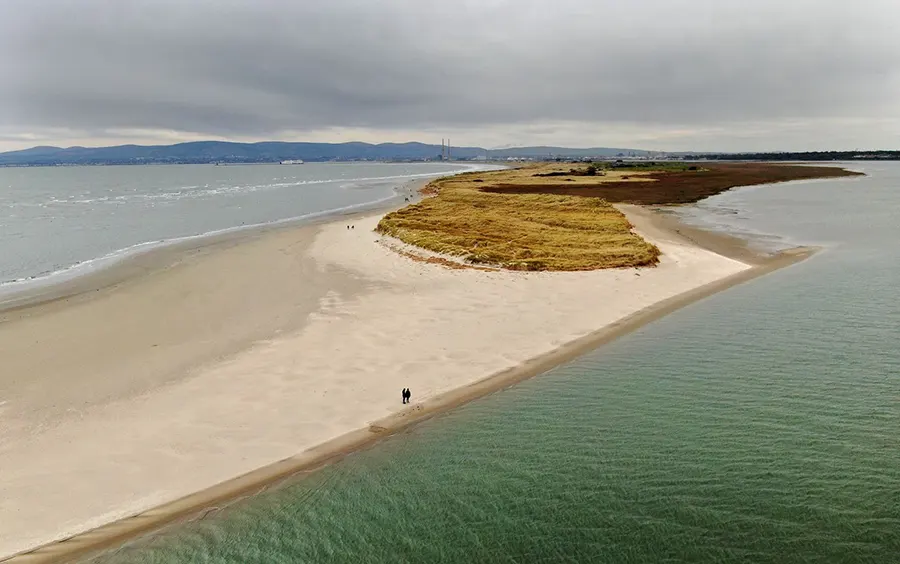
377 166 660 271
378 162 860 271
482 163 862 205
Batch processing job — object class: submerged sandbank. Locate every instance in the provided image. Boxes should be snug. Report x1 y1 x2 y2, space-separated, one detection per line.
1 203 810 563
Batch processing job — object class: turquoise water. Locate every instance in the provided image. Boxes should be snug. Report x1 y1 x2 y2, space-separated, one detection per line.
94 164 899 563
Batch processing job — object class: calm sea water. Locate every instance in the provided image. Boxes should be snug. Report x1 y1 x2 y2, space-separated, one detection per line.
94 164 899 563
0 162 473 298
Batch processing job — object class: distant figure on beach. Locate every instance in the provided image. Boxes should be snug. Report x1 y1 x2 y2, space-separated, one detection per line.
405 388 411 404
401 388 408 404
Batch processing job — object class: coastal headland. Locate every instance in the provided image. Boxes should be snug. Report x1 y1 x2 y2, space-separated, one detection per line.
0 162 861 562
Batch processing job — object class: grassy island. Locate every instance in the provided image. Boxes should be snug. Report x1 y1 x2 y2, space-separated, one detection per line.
376 162 861 271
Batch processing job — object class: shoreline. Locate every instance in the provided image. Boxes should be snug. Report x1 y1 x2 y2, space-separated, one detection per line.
0 155 510 313
0 177 434 317
0 203 814 564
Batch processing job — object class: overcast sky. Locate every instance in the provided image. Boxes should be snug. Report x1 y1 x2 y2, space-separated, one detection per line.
1 0 898 152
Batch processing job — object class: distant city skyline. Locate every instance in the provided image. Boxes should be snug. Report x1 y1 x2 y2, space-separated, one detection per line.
1 0 898 152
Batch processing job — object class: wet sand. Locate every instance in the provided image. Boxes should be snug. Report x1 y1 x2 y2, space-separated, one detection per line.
0 202 810 563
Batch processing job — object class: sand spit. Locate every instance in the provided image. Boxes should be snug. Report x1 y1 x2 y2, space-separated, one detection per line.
0 207 810 563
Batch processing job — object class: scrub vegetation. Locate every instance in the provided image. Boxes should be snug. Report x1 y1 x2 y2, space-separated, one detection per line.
376 162 861 271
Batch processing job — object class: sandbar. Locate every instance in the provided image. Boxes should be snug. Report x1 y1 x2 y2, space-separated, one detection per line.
0 200 810 562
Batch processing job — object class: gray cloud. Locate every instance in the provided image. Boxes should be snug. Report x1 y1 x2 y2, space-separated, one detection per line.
1 0 899 149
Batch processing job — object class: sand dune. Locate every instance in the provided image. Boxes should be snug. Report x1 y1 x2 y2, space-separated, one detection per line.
0 207 752 560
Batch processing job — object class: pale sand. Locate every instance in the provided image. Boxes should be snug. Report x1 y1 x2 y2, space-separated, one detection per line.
1 205 799 562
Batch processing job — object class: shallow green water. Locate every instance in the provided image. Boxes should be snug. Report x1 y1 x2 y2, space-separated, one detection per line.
94 164 900 564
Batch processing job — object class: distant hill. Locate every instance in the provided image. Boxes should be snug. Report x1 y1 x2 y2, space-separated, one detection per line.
0 141 651 166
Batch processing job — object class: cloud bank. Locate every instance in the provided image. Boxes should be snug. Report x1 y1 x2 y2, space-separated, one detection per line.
2 0 898 150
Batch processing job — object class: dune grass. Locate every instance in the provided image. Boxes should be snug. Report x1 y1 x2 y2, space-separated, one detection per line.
376 165 661 271
377 161 861 271
484 162 863 205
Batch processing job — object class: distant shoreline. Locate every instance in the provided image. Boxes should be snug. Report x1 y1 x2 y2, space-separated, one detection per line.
2 157 896 170
2 138 897 168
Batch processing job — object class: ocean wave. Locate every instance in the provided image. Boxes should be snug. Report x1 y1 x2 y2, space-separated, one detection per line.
7 166 485 208
0 163 502 300
0 191 404 300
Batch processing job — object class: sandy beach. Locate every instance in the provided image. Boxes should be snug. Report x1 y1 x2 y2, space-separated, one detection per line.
0 202 806 562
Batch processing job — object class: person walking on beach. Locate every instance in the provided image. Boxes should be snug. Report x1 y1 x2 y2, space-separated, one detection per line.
405 388 412 404
401 388 408 404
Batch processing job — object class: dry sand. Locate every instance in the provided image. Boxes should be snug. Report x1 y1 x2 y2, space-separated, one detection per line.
0 205 805 562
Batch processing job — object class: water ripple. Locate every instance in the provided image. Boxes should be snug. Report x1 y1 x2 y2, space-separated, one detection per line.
94 165 900 564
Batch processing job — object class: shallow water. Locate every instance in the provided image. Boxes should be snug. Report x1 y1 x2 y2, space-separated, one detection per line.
94 163 900 563
0 162 471 293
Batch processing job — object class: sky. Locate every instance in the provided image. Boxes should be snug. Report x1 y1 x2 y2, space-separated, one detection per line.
1 0 899 152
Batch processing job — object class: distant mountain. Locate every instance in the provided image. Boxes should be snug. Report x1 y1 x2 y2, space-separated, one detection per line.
0 141 652 166
0 145 70 158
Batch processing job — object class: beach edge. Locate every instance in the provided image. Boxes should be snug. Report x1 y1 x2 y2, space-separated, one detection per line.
1 210 815 564
0 173 451 316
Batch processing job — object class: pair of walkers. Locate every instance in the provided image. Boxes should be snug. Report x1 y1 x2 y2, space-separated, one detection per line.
401 388 412 404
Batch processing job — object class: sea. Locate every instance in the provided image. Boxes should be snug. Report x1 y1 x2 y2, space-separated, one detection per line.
0 162 479 302
17 162 900 563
